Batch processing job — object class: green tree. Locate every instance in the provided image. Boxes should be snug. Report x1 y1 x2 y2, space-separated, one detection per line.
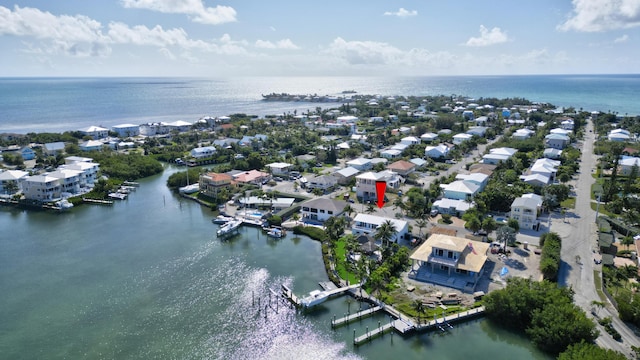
415 219 428 236
412 299 426 325
496 225 516 246
507 218 520 232
482 217 497 234
466 217 482 233
527 301 598 354
558 341 627 360
374 220 397 248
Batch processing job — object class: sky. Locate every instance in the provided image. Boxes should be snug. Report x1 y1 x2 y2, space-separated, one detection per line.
0 0 639 77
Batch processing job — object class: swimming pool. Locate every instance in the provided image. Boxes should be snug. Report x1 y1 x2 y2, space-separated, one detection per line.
495 217 508 223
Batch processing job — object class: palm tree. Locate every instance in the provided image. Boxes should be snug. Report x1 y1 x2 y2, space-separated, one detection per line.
343 204 354 219
375 220 397 248
415 219 428 237
466 217 482 234
412 299 426 325
365 202 376 214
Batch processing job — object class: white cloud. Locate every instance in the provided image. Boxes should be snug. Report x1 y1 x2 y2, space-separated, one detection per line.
120 0 237 25
383 8 417 17
558 0 640 32
255 39 299 49
465 25 509 47
325 37 404 65
614 34 630 42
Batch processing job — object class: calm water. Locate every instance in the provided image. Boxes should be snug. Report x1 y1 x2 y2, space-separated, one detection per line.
0 166 552 359
1 75 640 133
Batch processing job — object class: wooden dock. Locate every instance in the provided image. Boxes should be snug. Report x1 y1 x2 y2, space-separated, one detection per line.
82 198 114 205
353 322 395 345
415 306 485 332
281 284 301 307
332 306 382 327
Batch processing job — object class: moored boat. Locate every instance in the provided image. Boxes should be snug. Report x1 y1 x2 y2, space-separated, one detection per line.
212 215 234 224
216 219 242 237
300 289 329 308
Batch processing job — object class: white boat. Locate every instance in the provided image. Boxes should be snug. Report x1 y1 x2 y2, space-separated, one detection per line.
108 192 127 200
266 227 285 238
216 219 242 237
179 183 199 194
54 199 74 210
212 215 234 224
300 289 329 308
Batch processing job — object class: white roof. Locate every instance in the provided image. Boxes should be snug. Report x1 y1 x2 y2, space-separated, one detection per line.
420 132 438 140
453 133 473 139
0 170 29 181
549 128 571 135
620 156 640 167
80 140 103 147
267 162 292 169
433 198 473 212
79 125 108 132
520 173 550 185
456 173 489 183
512 196 541 209
489 147 518 156
347 158 371 166
48 169 84 179
381 149 402 156
442 180 480 194
334 166 360 177
112 123 139 128
401 136 420 142
353 213 408 231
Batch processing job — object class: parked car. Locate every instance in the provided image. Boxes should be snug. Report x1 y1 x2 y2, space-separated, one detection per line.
430 209 439 217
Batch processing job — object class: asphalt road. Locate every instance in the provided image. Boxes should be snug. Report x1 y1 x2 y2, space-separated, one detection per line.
556 119 639 357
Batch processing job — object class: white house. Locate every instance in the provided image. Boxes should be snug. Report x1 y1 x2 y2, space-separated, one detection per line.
190 146 217 159
300 198 347 223
352 213 409 243
466 126 488 137
425 144 450 159
482 147 517 164
306 174 337 192
22 174 62 202
452 133 473 144
510 194 543 230
266 162 292 175
545 134 571 149
346 158 372 171
390 143 409 152
432 198 474 216
355 171 402 201
112 124 140 137
560 118 574 130
48 169 84 195
380 149 402 159
529 158 560 180
0 170 29 195
400 136 420 146
79 126 109 139
512 128 535 140
420 132 439 143
333 166 360 185
608 129 631 142
620 156 640 175
549 128 571 136
60 161 99 186
520 173 550 187
441 180 480 201
44 142 66 156
455 173 489 191
79 140 104 152
543 148 563 159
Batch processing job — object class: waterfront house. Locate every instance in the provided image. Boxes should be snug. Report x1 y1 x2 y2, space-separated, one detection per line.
425 144 450 159
64 156 94 165
80 140 104 152
333 166 360 185
20 147 36 161
300 198 347 223
441 180 480 201
346 158 372 171
420 132 439 143
60 161 99 186
452 133 473 145
545 133 571 150
112 124 140 137
510 194 543 230
199 172 234 199
386 160 416 176
44 142 65 156
352 213 408 243
48 169 84 195
190 146 217 159
0 170 29 195
238 196 295 212
79 126 109 140
409 234 490 292
306 174 337 192
22 174 62 202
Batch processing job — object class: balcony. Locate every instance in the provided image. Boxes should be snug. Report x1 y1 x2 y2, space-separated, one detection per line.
428 255 459 267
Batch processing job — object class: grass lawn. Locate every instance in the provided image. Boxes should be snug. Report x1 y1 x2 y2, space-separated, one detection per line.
593 270 607 302
561 197 576 209
590 201 614 218
334 239 359 284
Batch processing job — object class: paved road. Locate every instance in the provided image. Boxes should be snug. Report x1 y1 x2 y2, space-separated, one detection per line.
555 119 639 357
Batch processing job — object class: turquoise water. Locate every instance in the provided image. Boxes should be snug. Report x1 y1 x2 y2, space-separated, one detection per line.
1 75 639 133
0 167 552 359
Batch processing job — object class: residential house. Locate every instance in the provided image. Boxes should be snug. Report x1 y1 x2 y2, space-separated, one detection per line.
64 156 94 165
44 142 65 156
455 173 489 191
390 143 409 152
22 174 62 202
468 163 496 176
452 133 473 144
549 128 571 136
400 136 420 146
238 196 295 212
112 124 140 137
520 173 550 187
560 118 575 130
199 172 234 198
300 198 347 223
441 180 480 201
48 169 84 195
0 170 29 195
386 160 416 176
350 134 368 145
232 170 270 185
512 128 535 140
409 234 490 291
481 147 517 165
420 132 439 143
346 158 372 171
333 166 360 185
79 126 109 139
466 126 488 137
410 158 427 169
620 156 640 176
510 194 543 230
380 149 402 159
60 161 99 186
473 116 488 126
608 129 631 142
425 144 450 159
213 138 240 148
352 213 409 243
20 147 36 160
543 148 563 160
79 140 104 152
355 171 402 201
432 198 474 216
266 162 292 176
529 158 560 181
306 174 337 192
545 133 571 150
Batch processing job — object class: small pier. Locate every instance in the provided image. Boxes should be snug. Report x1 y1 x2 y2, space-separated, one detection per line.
281 284 301 307
415 306 485 332
331 306 382 327
280 283 361 308
82 198 114 205
354 322 395 345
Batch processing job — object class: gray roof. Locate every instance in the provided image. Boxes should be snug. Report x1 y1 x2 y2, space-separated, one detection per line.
302 198 348 213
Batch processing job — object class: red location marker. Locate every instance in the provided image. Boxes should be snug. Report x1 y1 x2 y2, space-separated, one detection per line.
375 181 387 208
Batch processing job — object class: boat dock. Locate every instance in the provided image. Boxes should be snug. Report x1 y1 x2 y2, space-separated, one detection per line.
281 282 361 308
82 198 114 205
415 306 485 332
281 284 301 307
353 322 395 345
331 306 382 327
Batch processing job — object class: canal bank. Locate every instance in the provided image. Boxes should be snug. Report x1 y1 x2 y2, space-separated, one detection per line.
0 167 552 359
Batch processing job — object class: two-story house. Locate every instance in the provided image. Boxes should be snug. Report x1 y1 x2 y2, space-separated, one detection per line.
510 194 543 230
199 172 234 198
441 180 480 201
355 171 402 202
352 213 408 243
346 158 372 172
300 198 347 223
0 170 29 195
190 146 217 159
22 174 62 202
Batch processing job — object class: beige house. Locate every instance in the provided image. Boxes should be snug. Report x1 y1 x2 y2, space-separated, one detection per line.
510 194 543 230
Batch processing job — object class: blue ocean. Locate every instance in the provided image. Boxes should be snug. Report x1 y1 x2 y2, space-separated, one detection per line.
1 74 639 134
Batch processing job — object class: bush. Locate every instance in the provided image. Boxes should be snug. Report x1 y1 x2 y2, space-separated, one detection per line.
441 214 452 224
292 225 328 242
539 232 562 281
267 215 282 226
